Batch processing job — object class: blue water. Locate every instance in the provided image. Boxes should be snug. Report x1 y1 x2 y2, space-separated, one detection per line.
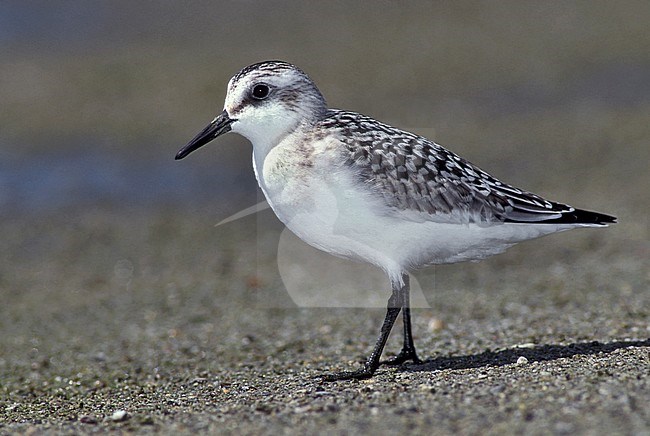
0 149 258 213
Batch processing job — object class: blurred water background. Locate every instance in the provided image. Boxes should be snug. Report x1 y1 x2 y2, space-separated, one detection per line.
1 1 648 217
0 1 649 312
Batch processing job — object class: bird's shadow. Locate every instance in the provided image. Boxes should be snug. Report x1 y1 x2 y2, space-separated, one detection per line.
402 338 649 373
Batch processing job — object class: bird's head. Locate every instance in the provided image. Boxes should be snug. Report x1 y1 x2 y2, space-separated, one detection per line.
176 61 327 160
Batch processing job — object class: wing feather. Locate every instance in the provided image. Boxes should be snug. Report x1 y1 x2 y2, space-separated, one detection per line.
321 109 612 225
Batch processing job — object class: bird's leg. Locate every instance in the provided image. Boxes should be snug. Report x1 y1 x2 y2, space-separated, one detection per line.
382 273 422 366
322 280 402 381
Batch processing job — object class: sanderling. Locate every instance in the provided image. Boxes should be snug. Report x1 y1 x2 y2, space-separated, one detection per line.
176 60 616 381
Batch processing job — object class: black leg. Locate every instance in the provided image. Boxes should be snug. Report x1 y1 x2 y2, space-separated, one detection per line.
382 273 422 366
322 277 403 381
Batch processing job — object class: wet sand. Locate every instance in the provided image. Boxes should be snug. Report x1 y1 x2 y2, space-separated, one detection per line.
0 206 648 434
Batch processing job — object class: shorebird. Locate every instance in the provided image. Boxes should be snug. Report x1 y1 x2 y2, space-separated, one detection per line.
175 61 616 381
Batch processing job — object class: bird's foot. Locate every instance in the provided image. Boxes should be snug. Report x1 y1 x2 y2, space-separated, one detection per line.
321 364 376 382
381 348 422 366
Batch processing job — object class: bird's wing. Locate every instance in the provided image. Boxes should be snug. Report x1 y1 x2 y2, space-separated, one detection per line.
323 110 579 225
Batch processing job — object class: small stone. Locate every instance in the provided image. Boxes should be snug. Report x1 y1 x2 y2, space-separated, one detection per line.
428 318 445 332
516 356 529 365
111 410 129 422
80 415 98 424
514 342 536 349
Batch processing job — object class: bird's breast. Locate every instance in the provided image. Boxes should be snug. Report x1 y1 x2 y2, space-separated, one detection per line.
252 138 393 264
258 141 316 209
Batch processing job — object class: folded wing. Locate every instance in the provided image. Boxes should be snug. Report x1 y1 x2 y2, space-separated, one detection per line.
325 110 616 226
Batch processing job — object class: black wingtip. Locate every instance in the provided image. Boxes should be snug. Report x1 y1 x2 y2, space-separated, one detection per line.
503 207 617 225
544 208 617 225
569 208 617 225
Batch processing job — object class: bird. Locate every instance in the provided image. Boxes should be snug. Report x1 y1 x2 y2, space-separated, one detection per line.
175 60 616 381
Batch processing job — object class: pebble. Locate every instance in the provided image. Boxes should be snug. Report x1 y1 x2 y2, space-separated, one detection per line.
427 318 445 332
516 356 529 365
79 415 98 424
514 343 536 349
111 410 129 422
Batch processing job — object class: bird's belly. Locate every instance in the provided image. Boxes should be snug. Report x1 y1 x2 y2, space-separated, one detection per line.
256 152 572 272
258 160 404 272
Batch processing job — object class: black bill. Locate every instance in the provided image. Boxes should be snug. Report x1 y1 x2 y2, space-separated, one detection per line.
175 110 234 160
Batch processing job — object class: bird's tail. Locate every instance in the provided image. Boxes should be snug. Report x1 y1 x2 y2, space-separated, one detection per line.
547 208 617 226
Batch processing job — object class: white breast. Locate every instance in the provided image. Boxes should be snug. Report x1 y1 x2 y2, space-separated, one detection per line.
253 135 402 276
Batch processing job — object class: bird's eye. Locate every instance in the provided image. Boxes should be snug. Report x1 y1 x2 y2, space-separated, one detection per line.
251 84 270 100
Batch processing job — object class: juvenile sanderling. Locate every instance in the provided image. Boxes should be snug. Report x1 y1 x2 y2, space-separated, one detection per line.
176 60 616 381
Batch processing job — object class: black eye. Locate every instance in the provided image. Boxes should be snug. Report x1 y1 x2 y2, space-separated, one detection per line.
251 84 270 100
